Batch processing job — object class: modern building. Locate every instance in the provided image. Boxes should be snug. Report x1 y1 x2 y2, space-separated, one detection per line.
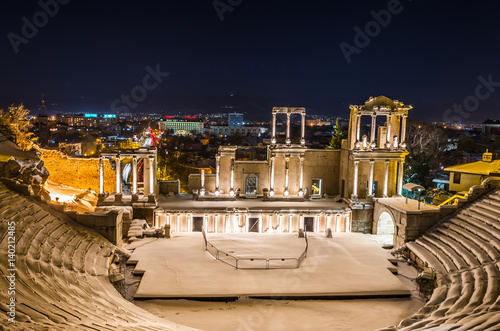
210 125 268 137
306 119 331 126
228 112 244 127
445 150 500 192
158 117 204 135
56 113 118 127
482 119 500 137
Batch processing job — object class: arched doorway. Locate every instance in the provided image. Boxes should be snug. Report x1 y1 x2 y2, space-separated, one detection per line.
377 212 395 246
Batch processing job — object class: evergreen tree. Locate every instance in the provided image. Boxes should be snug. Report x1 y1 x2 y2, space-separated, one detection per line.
326 117 345 149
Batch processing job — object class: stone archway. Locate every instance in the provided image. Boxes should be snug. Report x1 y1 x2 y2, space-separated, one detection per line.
376 211 395 246
377 212 395 235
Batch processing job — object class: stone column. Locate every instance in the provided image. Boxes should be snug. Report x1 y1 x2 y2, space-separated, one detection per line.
200 169 205 196
284 156 289 196
148 155 155 195
286 113 291 145
400 115 407 147
300 113 306 146
352 160 359 201
383 160 389 197
115 153 121 194
230 157 235 196
271 113 277 144
99 156 104 195
397 161 404 196
215 155 220 195
371 114 377 145
132 155 138 195
269 156 275 196
300 215 304 230
356 114 361 143
368 160 375 197
386 115 392 149
299 156 304 196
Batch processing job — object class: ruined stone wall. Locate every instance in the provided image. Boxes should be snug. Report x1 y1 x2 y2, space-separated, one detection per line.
216 150 342 196
76 209 123 246
350 207 373 234
303 150 341 196
41 149 115 193
373 202 457 247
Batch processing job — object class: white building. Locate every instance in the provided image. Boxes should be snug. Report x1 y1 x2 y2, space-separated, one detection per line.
229 113 244 127
210 125 268 137
159 119 203 135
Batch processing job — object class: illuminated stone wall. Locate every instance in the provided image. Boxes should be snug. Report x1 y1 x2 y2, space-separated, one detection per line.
41 150 115 193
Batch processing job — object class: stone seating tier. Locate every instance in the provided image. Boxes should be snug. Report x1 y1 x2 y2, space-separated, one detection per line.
389 189 500 331
0 183 185 330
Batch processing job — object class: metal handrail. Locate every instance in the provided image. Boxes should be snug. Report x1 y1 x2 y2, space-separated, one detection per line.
202 228 308 269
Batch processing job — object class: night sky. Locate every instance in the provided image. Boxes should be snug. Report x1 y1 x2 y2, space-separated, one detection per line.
1 0 499 122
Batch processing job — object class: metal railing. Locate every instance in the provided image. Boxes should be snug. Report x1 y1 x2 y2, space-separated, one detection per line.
439 194 466 206
202 228 308 269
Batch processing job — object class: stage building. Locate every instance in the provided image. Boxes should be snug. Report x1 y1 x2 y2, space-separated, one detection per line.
149 97 411 236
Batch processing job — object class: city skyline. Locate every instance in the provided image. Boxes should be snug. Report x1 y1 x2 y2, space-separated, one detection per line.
1 0 499 121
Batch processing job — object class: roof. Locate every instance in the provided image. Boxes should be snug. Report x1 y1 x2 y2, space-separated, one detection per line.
444 160 500 176
403 183 425 191
158 194 347 213
483 119 500 125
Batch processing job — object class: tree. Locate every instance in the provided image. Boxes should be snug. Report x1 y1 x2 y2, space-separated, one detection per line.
326 117 345 149
405 120 448 187
0 104 34 151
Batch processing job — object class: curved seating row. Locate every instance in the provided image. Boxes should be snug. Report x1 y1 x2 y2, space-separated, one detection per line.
0 183 191 330
393 189 500 330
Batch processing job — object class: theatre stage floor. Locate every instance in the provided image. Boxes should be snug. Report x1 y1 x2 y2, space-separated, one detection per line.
128 232 410 299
